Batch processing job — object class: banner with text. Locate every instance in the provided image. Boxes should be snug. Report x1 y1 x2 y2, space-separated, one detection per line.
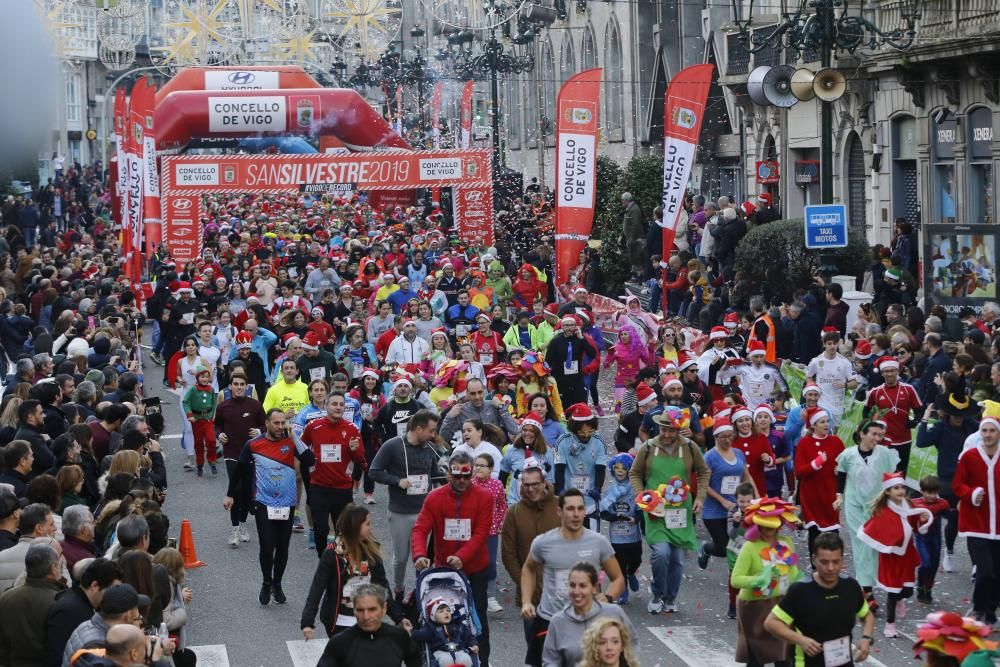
554 68 602 285
460 80 474 149
134 76 161 270
661 63 714 316
114 88 127 231
452 183 495 247
125 80 145 285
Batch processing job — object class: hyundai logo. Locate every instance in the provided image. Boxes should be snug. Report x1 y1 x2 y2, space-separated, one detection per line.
172 198 194 211
228 72 256 85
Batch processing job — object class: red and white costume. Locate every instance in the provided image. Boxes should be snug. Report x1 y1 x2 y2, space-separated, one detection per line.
472 320 505 373
865 357 921 447
857 473 933 593
953 440 1000 539
793 408 844 530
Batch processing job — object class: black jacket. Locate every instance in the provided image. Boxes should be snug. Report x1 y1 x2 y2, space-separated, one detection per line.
317 623 421 667
43 586 93 667
300 547 399 633
14 424 56 478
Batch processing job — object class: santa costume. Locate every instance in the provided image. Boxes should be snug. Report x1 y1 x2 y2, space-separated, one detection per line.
793 407 844 546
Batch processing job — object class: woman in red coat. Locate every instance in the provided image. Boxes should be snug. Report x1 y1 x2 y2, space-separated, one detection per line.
793 407 844 556
857 471 932 638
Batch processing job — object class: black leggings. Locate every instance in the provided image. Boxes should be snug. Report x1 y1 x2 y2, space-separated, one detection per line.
612 541 643 576
225 459 251 527
942 486 959 552
886 587 913 623
253 503 294 585
587 374 599 407
703 517 730 557
308 485 354 557
351 435 379 494
895 442 912 475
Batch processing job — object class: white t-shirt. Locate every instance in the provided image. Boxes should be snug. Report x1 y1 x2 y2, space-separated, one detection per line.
452 441 503 479
806 353 856 422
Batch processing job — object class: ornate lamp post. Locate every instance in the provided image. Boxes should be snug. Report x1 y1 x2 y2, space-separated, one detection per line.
730 0 921 204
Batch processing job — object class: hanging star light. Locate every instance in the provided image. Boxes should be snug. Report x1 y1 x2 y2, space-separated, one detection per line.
148 0 242 74
321 0 401 62
268 11 323 63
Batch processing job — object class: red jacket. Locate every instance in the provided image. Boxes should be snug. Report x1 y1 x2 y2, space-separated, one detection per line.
300 417 366 490
663 267 689 295
953 445 1000 540
411 483 492 575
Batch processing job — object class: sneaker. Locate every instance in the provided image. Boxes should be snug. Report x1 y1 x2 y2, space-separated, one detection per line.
697 542 710 570
365 493 376 505
197 466 203 477
292 515 305 533
895 599 906 620
183 461 196 471
210 464 218 476
306 529 315 550
883 622 897 638
595 405 606 417
664 601 679 613
943 551 954 572
727 602 736 619
227 527 239 547
394 589 405 604
628 574 640 593
238 523 250 542
259 583 271 605
647 598 664 615
487 597 503 613
271 582 287 604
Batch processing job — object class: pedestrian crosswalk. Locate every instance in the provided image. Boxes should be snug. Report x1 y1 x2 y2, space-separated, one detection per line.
191 640 328 667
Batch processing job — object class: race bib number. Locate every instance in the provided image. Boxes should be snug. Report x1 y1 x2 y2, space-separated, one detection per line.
342 575 370 605
351 364 362 379
444 518 472 541
480 353 493 365
361 404 373 420
396 421 408 437
554 568 571 599
564 360 578 375
182 312 194 325
822 636 851 667
456 324 470 338
664 509 687 529
310 367 326 382
266 506 290 521
720 475 741 496
571 475 590 492
406 474 428 495
611 521 635 538
320 444 342 463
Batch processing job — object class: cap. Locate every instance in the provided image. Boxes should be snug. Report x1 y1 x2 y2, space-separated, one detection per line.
0 490 25 520
100 583 151 615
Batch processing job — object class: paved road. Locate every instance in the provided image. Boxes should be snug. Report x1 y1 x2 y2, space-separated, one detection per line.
144 354 981 666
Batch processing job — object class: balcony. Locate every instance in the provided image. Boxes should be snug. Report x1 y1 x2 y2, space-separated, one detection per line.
876 0 1000 43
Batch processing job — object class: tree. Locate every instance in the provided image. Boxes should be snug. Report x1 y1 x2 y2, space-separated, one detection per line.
733 219 869 303
593 154 664 296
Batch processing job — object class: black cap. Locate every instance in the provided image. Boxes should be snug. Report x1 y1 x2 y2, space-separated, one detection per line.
99 583 151 615
0 489 26 520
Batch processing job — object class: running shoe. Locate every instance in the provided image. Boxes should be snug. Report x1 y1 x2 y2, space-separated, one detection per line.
616 589 629 605
272 583 287 604
183 461 196 472
647 598 664 614
697 542 710 570
292 515 305 533
210 464 218 476
196 466 203 478
943 551 954 572
727 602 736 619
238 523 250 542
365 494 376 505
628 574 640 593
259 583 271 605
487 597 503 613
227 527 239 547
664 601 678 613
306 529 315 550
883 622 897 638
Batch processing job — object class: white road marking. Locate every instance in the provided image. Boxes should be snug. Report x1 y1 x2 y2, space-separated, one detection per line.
647 626 740 666
189 644 230 667
287 638 328 667
161 434 182 440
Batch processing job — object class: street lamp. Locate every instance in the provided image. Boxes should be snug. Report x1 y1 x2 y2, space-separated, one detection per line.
729 0 921 204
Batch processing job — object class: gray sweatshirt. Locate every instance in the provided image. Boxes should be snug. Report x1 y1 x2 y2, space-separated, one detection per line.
541 600 635 667
369 435 446 513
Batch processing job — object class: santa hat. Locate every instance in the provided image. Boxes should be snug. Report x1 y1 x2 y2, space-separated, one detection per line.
881 471 906 490
754 404 775 423
476 313 492 324
854 339 872 359
658 359 679 375
425 598 450 620
713 417 734 435
235 331 253 350
192 275 205 286
574 287 588 295
176 281 193 294
747 341 766 357
723 312 739 329
802 381 821 396
731 406 753 423
311 307 324 317
757 192 772 205
709 326 728 341
522 412 544 430
740 201 757 217
679 359 699 372
391 376 412 392
663 376 683 390
980 415 1000 431
566 403 595 421
635 382 657 407
805 406 829 428
247 293 260 304
544 303 560 317
282 333 300 346
561 314 580 327
710 400 732 419
874 355 900 373
301 332 322 351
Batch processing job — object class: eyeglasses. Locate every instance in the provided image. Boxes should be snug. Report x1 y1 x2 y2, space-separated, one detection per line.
473 463 491 469
663 332 676 337
521 481 542 489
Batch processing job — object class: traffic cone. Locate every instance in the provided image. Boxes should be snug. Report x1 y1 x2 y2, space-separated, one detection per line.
179 518 206 569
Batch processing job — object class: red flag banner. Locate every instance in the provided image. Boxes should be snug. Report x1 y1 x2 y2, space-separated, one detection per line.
113 88 127 232
554 68 602 286
125 80 146 284
135 76 162 261
661 63 714 316
459 80 474 149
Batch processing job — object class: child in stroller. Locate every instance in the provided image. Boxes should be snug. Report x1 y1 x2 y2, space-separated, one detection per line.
412 598 479 667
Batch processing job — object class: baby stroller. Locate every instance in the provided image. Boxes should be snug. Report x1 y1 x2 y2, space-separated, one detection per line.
414 567 481 667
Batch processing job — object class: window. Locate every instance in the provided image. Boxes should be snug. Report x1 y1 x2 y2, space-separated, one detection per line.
603 18 624 142
581 24 597 71
560 34 575 85
891 115 919 225
541 39 556 147
65 73 82 125
967 106 995 224
931 112 957 224
506 77 521 150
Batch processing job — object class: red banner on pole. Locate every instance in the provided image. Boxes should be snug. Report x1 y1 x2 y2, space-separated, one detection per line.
125 80 146 285
460 80 474 149
137 76 162 260
113 88 127 232
554 68 602 286
661 64 714 316
452 183 494 247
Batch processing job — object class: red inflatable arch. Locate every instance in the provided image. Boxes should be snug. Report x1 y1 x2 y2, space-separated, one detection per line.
154 66 322 105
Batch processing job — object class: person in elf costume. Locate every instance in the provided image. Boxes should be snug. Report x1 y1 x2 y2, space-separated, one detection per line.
912 611 999 667
182 363 219 477
857 471 934 638
599 453 642 605
514 352 564 421
730 496 802 667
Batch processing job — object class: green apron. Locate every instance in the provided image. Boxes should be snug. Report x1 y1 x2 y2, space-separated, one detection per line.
644 445 698 550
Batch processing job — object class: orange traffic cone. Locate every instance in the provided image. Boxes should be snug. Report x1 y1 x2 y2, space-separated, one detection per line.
179 518 206 569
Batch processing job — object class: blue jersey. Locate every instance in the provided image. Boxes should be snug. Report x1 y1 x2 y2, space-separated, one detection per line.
600 479 640 543
499 446 556 504
703 448 747 520
239 435 311 508
556 433 609 513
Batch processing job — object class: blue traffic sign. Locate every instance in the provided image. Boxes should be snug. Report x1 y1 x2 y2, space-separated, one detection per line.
804 204 848 249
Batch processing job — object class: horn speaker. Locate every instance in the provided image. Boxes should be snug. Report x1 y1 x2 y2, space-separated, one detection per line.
813 68 847 102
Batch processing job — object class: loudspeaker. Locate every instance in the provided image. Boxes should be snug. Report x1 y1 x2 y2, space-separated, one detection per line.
747 66 772 106
813 68 847 102
790 68 817 101
761 65 798 108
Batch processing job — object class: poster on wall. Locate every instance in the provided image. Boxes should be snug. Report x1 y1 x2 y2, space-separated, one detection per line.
923 224 998 318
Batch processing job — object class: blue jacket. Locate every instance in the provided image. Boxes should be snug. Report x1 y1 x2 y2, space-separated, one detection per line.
229 327 277 377
783 307 822 363
387 288 420 314
917 349 951 405
916 416 978 481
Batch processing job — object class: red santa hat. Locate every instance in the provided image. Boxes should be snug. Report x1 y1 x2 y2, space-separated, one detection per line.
854 339 872 359
713 417 734 435
658 359 679 375
301 332 322 351
821 326 838 337
235 331 253 350
747 341 767 357
805 406 829 428
881 471 906 491
476 312 492 324
731 406 754 423
709 326 728 341
311 307 324 317
175 281 193 294
679 359 699 372
874 355 900 373
980 415 1000 431
710 400 732 418
561 314 580 327
663 376 683 390
544 303 560 317
359 367 381 381
723 312 739 329
391 376 412 392
802 381 821 397
754 404 775 423
757 192 772 205
521 412 544 431
635 382 657 407
425 598 450 621
566 403 596 421
247 293 260 304
282 333 301 346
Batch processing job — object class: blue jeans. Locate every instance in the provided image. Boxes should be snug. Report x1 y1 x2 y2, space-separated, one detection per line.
486 534 498 597
22 226 35 249
151 320 161 350
649 541 686 603
916 531 941 589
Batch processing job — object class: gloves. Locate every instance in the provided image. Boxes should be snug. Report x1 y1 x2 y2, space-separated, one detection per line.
972 487 985 507
588 489 603 502
811 454 826 470
749 565 774 590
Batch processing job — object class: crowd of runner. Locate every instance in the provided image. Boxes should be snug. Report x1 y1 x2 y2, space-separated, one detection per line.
0 160 996 667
